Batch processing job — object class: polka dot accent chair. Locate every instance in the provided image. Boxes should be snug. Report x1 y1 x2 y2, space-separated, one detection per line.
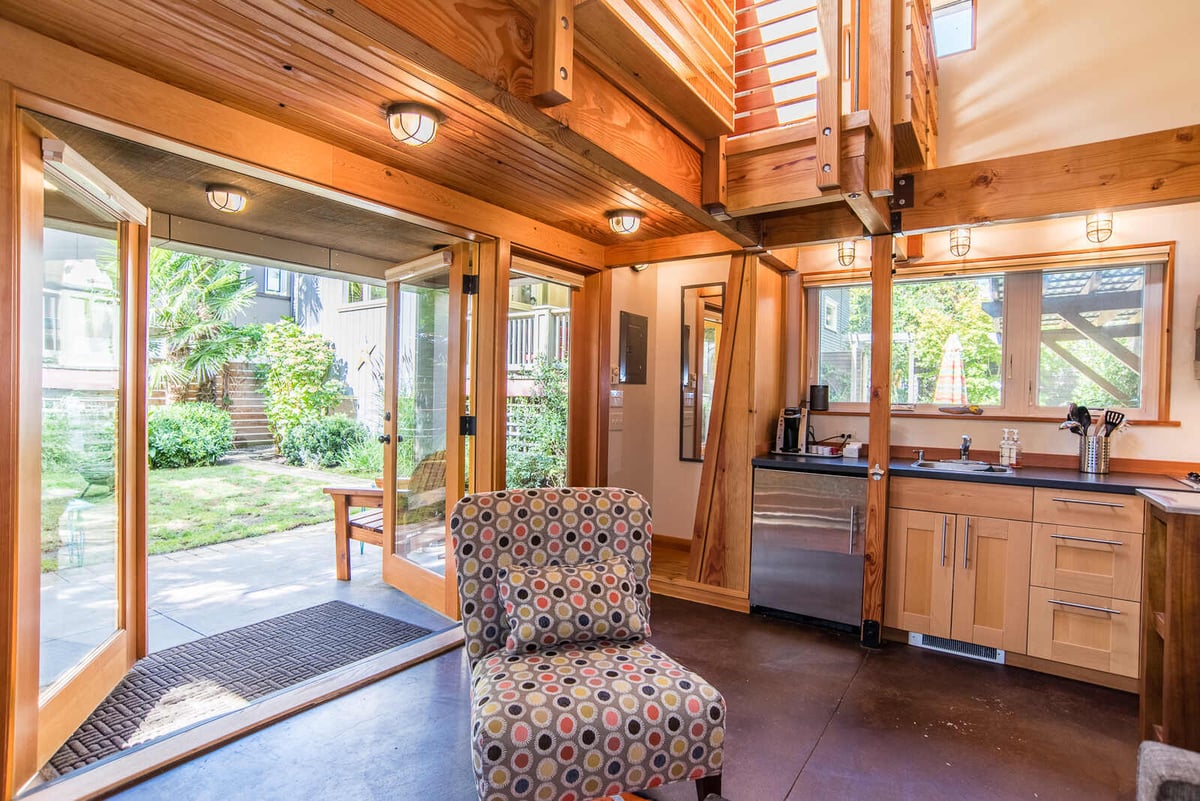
451 487 725 801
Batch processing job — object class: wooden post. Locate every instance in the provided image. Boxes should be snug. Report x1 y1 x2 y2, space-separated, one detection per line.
533 0 575 106
861 233 893 647
702 136 727 214
816 0 843 190
568 268 609 486
122 220 150 660
474 239 511 492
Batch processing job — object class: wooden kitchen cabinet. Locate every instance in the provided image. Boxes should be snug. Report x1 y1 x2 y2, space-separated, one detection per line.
1027 488 1144 679
886 479 1033 654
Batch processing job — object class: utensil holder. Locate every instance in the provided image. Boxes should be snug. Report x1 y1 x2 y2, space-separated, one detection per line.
1078 435 1110 474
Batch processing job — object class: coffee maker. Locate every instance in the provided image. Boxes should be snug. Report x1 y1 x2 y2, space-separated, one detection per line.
775 407 808 453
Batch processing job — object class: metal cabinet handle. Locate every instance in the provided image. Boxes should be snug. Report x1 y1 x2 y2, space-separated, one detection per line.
1047 598 1121 615
1050 533 1125 547
848 505 856 555
1051 497 1125 509
940 515 948 567
962 517 970 569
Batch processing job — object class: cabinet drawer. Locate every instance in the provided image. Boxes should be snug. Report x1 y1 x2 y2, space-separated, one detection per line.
1033 488 1144 533
891 478 1033 520
1031 523 1143 601
1027 586 1140 678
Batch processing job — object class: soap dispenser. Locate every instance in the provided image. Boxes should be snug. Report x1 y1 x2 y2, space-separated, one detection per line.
998 429 1011 466
1011 428 1022 468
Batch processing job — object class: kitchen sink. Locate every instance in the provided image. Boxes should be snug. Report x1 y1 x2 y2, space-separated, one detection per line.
910 459 1015 475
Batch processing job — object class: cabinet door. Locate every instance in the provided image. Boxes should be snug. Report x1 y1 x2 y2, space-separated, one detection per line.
884 509 953 637
951 516 1032 653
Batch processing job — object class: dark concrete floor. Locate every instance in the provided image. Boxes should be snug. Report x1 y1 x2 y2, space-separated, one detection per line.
104 595 1139 801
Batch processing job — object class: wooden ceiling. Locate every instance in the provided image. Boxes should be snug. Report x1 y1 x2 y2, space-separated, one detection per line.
35 114 458 267
0 0 721 250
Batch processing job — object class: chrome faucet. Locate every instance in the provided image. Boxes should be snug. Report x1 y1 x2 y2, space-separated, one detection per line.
960 434 972 461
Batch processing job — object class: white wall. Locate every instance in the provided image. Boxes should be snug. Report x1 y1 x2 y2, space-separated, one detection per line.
606 257 732 538
936 0 1200 165
797 203 1200 463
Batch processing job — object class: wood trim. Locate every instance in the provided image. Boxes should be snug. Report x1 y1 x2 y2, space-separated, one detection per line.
1005 651 1139 694
897 125 1200 233
0 20 605 268
568 269 607 486
604 231 743 268
474 239 511 492
36 633 129 767
648 576 751 613
121 220 150 661
24 628 465 801
814 0 842 191
861 233 892 645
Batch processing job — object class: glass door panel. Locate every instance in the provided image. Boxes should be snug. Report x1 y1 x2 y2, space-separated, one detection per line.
382 247 470 616
39 206 122 692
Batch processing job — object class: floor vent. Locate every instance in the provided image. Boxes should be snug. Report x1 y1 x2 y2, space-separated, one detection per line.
908 632 1005 664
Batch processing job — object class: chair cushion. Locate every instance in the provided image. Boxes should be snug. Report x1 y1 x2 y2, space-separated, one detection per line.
470 640 725 801
498 556 650 653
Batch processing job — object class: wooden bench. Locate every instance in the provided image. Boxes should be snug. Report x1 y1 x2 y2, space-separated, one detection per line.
321 486 384 580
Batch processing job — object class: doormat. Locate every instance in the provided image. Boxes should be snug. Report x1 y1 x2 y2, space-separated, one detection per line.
47 601 432 776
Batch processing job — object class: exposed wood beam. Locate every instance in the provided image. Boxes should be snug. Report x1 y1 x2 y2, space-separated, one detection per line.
896 125 1200 233
604 230 743 267
758 247 799 272
726 130 869 217
702 136 727 212
862 233 893 648
761 203 865 248
532 0 574 106
815 0 842 190
845 192 892 234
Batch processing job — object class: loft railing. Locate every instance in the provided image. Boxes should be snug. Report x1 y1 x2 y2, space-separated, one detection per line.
507 308 569 372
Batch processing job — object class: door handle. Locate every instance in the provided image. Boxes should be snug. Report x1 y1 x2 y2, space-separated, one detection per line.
940 515 948 567
377 434 391 444
962 517 970 569
848 506 856 555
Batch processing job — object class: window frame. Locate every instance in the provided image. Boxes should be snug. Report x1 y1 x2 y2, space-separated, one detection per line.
262 266 289 296
931 0 976 58
803 244 1173 421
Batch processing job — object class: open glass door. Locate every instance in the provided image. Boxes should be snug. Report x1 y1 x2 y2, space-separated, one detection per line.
12 126 149 779
380 245 472 618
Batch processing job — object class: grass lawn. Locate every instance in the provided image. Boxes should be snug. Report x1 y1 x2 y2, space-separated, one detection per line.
39 463 336 569
147 463 334 553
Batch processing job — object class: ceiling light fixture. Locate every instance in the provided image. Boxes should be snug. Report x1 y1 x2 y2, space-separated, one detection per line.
1086 211 1113 243
606 209 644 235
836 240 856 267
386 102 442 146
949 227 972 257
205 184 248 214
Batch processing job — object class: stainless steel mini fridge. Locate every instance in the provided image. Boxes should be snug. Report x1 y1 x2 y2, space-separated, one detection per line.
749 467 866 627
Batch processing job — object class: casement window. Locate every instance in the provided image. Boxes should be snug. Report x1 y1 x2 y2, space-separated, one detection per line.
346 281 387 304
263 266 290 296
805 249 1170 420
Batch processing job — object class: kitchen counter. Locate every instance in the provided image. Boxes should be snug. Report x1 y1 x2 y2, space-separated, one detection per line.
752 452 1191 495
1138 489 1200 514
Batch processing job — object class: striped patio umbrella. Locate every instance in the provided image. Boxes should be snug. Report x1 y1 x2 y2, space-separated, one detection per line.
932 332 967 404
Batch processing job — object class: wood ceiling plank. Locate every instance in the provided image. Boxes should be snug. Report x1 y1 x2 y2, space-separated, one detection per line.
603 230 742 267
898 125 1200 233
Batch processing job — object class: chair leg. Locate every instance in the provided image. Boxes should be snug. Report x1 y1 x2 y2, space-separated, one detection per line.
695 773 722 800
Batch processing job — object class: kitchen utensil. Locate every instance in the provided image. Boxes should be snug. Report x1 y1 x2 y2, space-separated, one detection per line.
1067 402 1076 422
1075 405 1091 432
1104 409 1125 436
1058 420 1083 435
938 405 984 415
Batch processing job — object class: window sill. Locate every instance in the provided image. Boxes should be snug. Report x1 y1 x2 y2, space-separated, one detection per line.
811 409 1181 426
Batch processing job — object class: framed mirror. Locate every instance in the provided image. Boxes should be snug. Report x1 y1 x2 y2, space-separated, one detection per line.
680 282 725 461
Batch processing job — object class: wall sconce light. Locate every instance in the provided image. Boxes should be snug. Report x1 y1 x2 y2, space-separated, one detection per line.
836 240 856 267
949 227 972 257
205 184 248 214
1086 212 1113 243
606 209 644 235
386 102 443 146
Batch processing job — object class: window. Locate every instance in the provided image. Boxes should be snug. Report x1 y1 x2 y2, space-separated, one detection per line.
822 296 839 332
806 256 1167 418
346 281 387 304
263 267 289 296
932 0 975 57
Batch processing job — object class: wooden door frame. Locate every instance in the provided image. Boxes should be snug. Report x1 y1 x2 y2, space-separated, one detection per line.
3 107 150 792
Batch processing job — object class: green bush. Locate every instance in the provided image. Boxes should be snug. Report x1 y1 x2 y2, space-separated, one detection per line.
42 409 76 471
339 437 384 477
281 415 366 468
148 402 234 469
259 319 345 444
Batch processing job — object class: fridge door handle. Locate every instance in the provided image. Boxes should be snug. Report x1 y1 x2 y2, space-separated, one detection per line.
848 505 856 554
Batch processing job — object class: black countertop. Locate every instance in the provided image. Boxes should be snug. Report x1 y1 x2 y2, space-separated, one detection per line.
751 451 1192 495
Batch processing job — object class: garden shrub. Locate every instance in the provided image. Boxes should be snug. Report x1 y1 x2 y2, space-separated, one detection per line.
42 409 76 471
148 402 234 468
259 319 345 444
281 415 367 468
340 436 384 477
506 357 568 488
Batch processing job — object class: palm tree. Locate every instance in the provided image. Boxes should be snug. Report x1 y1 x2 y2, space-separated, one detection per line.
148 248 260 403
